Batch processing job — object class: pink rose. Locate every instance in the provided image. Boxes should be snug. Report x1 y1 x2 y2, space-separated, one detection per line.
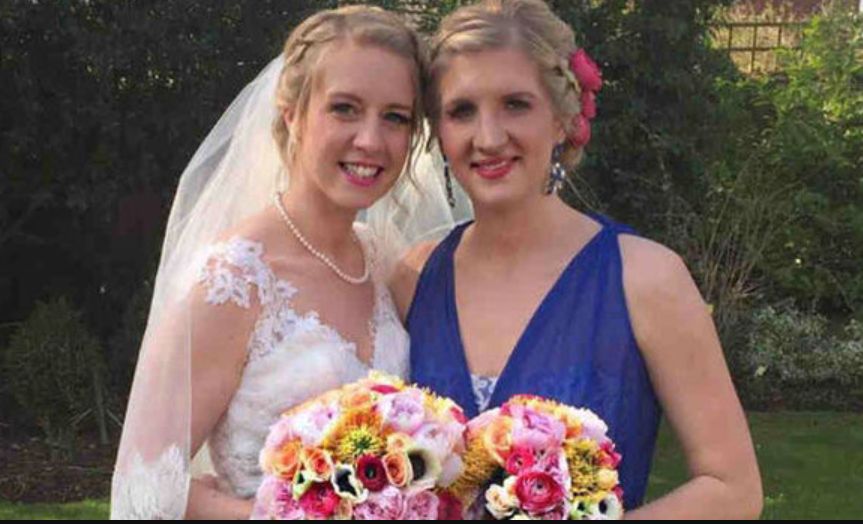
298 482 339 519
404 490 440 520
570 49 603 93
354 486 406 520
581 90 597 120
515 472 565 515
272 481 306 519
570 114 592 148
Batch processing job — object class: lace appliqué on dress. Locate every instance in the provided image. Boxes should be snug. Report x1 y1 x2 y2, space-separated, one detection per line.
471 374 500 413
111 445 189 520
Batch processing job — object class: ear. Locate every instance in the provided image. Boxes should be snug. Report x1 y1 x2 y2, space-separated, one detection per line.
282 106 296 130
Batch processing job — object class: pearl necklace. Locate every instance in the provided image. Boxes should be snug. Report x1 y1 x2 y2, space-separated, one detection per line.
272 193 370 285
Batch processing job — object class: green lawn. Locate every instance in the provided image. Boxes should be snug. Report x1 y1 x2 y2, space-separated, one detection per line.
2 412 861 519
646 411 863 519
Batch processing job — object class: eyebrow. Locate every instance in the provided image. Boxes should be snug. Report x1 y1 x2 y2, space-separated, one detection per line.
328 91 413 113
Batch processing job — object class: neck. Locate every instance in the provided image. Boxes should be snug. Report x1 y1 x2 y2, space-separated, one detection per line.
464 194 582 261
279 175 358 257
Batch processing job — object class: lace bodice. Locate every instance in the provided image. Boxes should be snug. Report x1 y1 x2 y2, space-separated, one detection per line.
111 226 409 518
204 229 409 498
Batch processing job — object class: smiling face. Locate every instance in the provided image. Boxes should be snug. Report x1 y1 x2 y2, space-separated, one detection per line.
435 46 565 211
286 40 417 212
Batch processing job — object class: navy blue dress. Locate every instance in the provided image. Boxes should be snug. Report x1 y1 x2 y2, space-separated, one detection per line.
407 216 662 510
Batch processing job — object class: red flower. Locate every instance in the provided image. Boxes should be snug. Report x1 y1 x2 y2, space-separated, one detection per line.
357 455 388 492
450 406 467 425
599 441 622 469
505 446 536 476
570 49 603 93
436 491 464 520
371 384 400 394
581 90 597 120
514 472 565 515
569 114 592 148
298 482 340 519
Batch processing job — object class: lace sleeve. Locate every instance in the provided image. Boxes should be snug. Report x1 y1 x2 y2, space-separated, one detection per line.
198 238 274 309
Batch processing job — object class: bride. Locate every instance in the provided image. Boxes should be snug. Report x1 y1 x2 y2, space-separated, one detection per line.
110 6 455 519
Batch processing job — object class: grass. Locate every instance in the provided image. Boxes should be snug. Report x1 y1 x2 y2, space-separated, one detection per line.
646 411 863 519
2 412 861 519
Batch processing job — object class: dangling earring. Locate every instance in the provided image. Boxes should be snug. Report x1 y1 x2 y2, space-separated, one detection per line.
545 144 567 195
443 157 456 208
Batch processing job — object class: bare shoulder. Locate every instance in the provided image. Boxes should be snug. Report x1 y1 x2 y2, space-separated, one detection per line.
389 240 440 323
617 234 696 302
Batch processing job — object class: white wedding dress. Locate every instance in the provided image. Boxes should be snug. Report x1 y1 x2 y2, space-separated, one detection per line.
111 225 410 517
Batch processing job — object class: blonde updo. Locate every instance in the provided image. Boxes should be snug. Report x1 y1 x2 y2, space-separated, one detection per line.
272 5 428 171
427 0 586 169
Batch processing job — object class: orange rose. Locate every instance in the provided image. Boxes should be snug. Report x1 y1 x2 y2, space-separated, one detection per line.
383 452 412 487
265 440 303 480
301 447 334 481
483 416 514 465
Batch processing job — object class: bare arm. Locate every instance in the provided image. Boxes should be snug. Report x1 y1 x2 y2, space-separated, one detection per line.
619 235 762 520
183 282 259 519
388 241 438 323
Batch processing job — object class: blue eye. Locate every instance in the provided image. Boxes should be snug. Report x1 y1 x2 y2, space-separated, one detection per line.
385 112 412 125
505 98 531 111
446 102 475 120
331 103 358 117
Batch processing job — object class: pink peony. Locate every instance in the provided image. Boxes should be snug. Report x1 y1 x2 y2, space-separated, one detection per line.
353 486 406 520
404 490 440 520
378 390 426 434
570 49 603 93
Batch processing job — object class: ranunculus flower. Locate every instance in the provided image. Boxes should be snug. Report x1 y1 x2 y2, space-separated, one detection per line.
383 452 412 487
569 114 592 148
569 48 603 93
505 446 536 475
356 455 388 492
298 482 340 519
341 389 374 411
404 490 440 520
515 472 565 515
436 491 464 520
353 486 406 520
580 90 597 120
371 384 400 394
486 483 519 519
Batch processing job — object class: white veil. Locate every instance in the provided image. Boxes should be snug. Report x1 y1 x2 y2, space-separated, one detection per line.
110 55 470 519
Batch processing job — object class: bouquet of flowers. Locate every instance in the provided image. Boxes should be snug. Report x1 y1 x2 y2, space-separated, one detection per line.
250 372 467 520
450 395 624 520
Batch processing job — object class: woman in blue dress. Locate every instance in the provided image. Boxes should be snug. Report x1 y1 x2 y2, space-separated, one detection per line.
391 0 762 518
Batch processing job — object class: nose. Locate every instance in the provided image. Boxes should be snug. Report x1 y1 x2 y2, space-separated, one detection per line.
353 117 385 155
473 109 508 153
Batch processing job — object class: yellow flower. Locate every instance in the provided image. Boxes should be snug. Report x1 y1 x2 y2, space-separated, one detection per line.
323 410 387 463
449 436 501 505
565 439 602 497
597 468 619 491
